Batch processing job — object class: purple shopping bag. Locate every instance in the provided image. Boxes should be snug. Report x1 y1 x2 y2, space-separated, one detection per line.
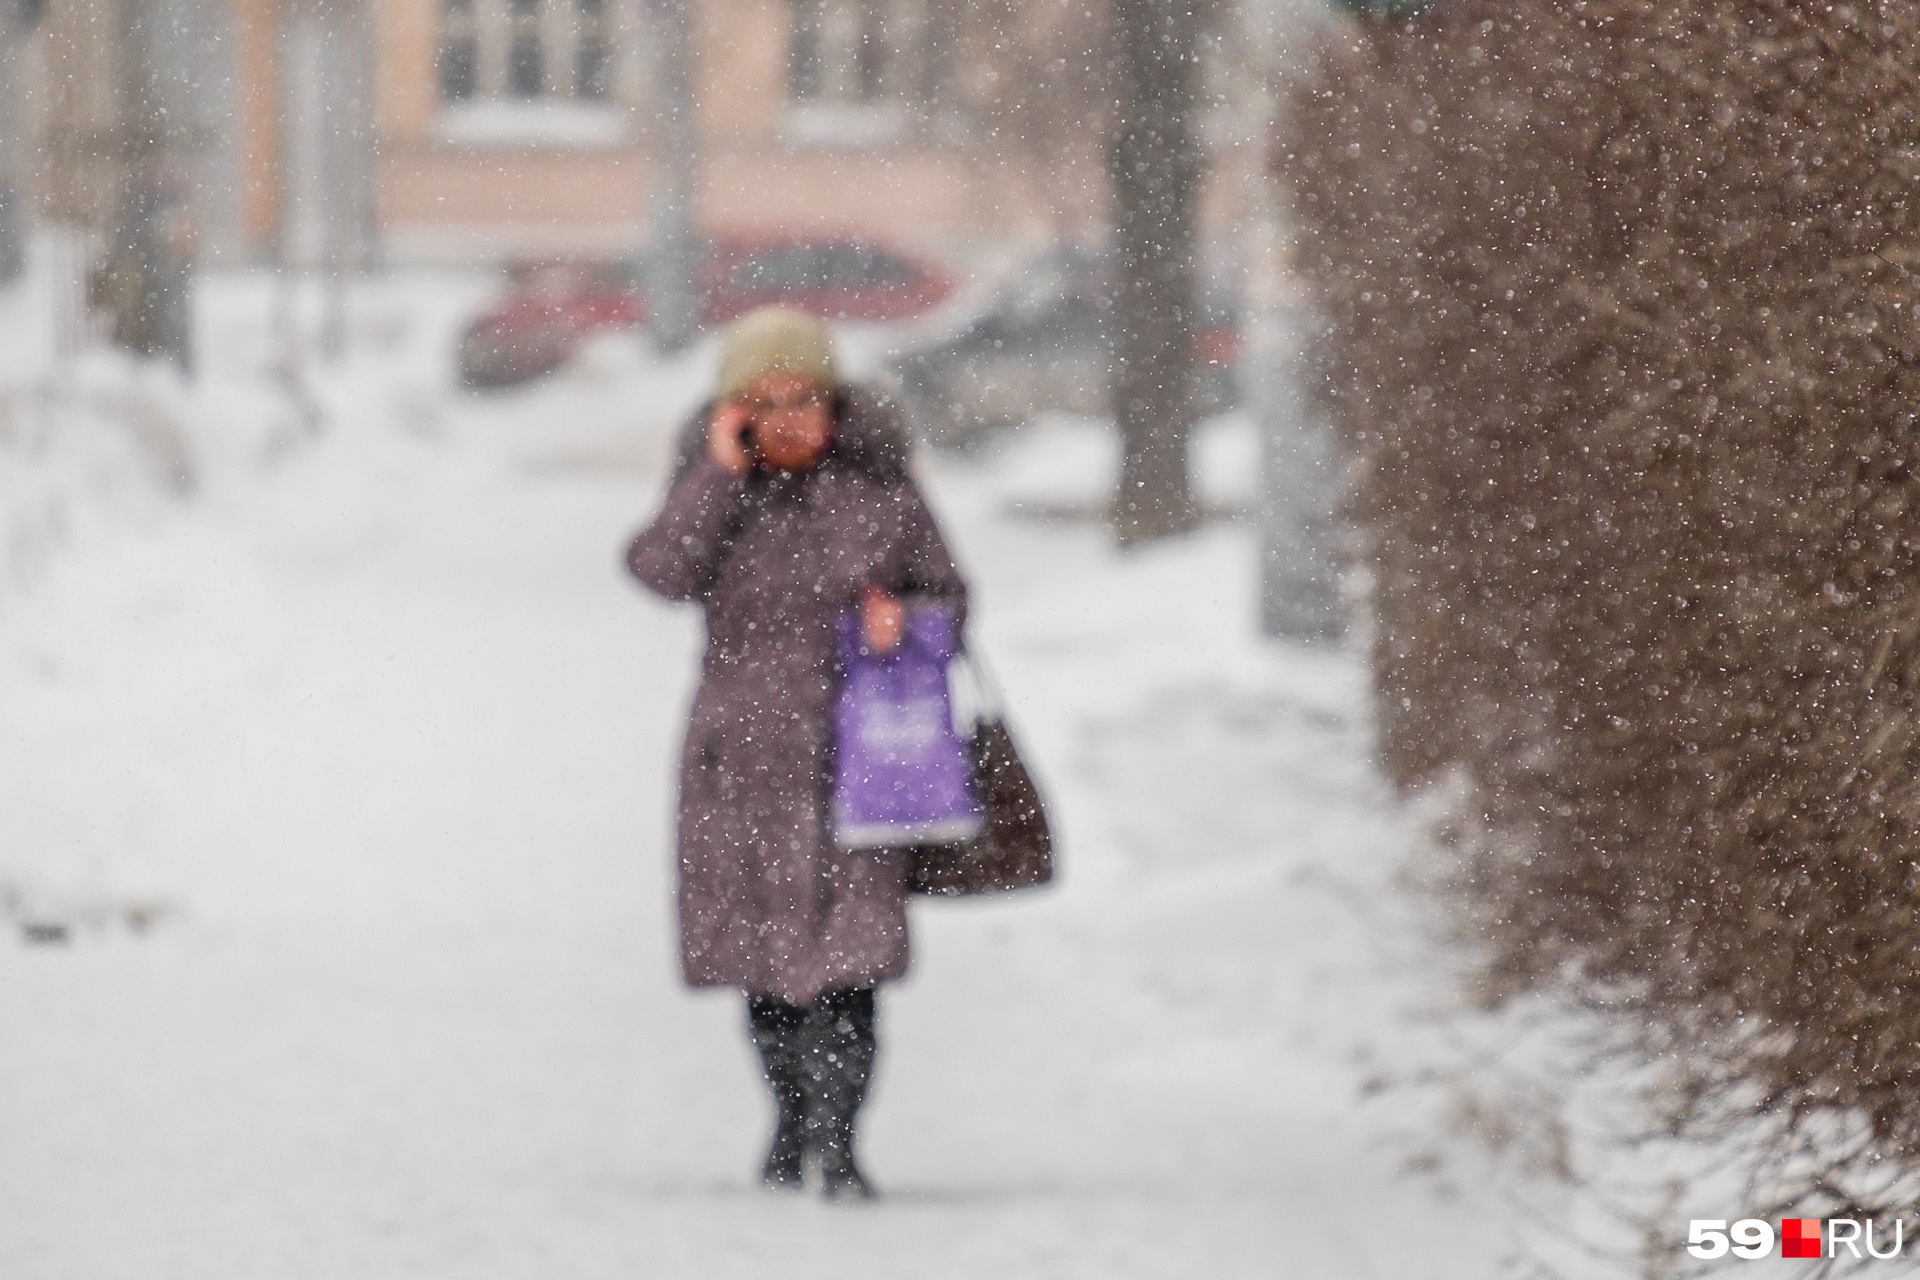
832 604 985 849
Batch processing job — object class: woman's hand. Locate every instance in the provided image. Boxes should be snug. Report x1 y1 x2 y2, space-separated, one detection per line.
861 585 904 653
707 401 755 476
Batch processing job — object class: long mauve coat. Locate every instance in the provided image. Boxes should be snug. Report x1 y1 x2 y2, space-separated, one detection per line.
627 387 968 1005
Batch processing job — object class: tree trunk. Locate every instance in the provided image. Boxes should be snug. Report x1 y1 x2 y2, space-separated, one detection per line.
1108 0 1202 544
103 0 193 371
0 6 27 285
646 0 701 351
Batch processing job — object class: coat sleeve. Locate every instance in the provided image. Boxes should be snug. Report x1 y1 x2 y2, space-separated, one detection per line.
891 471 970 629
626 459 751 603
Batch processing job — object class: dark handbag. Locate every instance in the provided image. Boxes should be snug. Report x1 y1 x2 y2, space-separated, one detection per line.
907 653 1054 896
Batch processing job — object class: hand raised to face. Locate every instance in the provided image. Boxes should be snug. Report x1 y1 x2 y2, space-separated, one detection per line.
706 401 756 476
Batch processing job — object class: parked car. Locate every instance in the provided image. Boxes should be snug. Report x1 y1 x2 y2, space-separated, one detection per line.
890 247 1243 448
458 267 647 389
694 237 954 327
458 237 952 389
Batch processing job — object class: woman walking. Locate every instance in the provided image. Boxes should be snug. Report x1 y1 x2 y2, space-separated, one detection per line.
626 307 968 1201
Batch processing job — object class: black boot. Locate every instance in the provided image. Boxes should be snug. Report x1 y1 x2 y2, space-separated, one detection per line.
746 995 810 1192
802 987 878 1202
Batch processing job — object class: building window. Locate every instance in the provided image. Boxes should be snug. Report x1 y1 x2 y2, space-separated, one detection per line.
440 0 479 100
786 0 934 145
791 1 824 100
789 0 889 105
855 19 882 100
507 0 543 95
575 0 612 100
437 0 619 102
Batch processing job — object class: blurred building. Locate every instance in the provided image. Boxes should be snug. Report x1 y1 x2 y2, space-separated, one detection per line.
18 0 1098 267
14 0 1257 270
362 0 1010 262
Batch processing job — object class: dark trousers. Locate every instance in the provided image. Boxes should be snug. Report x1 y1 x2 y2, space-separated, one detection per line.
746 987 876 1177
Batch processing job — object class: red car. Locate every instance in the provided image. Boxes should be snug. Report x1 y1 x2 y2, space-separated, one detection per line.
693 237 953 327
458 237 952 389
457 267 647 389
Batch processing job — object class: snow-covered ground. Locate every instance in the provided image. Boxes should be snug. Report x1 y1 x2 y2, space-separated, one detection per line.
0 267 1509 1278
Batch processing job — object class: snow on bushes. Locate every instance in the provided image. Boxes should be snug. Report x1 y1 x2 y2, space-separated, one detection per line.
0 362 195 600
1284 0 1920 1227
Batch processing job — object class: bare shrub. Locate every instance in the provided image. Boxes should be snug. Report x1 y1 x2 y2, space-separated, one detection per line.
1283 0 1920 1220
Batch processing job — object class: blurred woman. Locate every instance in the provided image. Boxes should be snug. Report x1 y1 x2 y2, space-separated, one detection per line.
626 307 967 1201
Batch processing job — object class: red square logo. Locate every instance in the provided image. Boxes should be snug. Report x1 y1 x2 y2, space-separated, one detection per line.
1782 1219 1822 1259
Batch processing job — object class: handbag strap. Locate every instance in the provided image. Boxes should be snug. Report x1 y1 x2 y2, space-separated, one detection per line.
950 639 1007 723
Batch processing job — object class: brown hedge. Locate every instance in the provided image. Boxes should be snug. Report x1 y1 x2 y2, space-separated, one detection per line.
1284 0 1920 1205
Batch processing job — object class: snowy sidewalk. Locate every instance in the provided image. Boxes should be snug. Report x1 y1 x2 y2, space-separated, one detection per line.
0 312 1498 1277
